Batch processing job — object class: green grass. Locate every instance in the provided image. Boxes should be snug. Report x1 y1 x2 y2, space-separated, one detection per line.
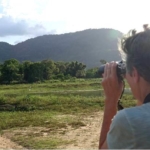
12 136 72 149
0 78 130 95
0 78 134 149
0 110 88 136
0 110 85 148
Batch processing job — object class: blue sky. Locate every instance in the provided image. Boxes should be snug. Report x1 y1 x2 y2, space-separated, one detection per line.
0 0 149 45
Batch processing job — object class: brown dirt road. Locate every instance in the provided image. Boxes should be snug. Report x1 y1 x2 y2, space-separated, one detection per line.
0 112 103 149
0 136 23 149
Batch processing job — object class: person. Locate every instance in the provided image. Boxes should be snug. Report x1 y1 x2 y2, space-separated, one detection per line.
99 25 150 149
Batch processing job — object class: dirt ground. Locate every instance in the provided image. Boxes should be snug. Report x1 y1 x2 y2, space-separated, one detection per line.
0 136 23 149
0 112 104 149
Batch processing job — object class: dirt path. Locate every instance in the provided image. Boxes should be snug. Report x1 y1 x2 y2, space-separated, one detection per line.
58 112 104 149
0 112 103 149
0 136 23 149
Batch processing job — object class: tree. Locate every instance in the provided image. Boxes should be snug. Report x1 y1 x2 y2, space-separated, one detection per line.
22 61 32 82
100 59 107 64
76 70 86 78
54 61 67 75
27 62 43 83
86 67 99 78
41 60 56 80
1 59 20 83
66 61 86 77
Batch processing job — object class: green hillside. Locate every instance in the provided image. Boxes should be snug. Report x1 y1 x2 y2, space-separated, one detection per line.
0 28 123 68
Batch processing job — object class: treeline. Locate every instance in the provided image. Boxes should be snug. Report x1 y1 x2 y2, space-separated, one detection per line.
0 59 99 83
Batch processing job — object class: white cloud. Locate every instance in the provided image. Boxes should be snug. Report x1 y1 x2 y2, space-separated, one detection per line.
1 0 150 31
0 0 150 44
0 16 56 37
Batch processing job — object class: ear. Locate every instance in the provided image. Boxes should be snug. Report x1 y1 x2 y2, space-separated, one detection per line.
132 67 140 83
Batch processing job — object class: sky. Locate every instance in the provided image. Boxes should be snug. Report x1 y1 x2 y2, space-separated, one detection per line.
0 0 149 45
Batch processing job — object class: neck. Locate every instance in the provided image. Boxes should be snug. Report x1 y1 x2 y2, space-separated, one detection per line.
137 79 150 104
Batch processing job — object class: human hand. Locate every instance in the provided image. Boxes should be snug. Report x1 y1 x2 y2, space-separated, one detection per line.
101 62 124 105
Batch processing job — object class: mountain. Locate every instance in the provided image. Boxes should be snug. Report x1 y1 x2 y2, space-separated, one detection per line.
0 42 14 61
0 28 123 68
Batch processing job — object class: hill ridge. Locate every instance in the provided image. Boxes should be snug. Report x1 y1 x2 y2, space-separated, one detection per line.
0 28 123 68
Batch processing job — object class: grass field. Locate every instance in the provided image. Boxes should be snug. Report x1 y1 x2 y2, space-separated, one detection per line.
0 78 136 149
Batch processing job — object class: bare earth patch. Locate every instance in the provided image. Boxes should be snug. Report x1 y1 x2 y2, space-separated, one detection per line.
0 136 23 149
58 112 104 149
0 111 103 149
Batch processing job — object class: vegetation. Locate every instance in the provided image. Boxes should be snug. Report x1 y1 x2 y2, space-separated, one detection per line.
0 59 101 83
0 59 84 83
0 28 132 149
0 79 135 148
0 29 123 68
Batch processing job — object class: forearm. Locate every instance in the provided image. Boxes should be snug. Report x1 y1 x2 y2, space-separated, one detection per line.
99 100 117 149
99 62 123 149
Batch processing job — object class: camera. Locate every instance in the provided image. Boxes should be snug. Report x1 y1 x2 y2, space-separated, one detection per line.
98 60 126 80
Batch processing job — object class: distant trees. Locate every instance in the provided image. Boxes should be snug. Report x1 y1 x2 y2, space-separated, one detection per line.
0 59 101 84
41 60 56 80
100 59 107 64
23 61 32 82
0 59 94 83
1 59 20 83
85 67 99 78
65 61 86 77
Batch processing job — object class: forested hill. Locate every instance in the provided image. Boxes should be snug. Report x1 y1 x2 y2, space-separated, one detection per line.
0 28 123 68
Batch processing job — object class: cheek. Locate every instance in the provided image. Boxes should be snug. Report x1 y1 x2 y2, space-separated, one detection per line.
125 74 136 95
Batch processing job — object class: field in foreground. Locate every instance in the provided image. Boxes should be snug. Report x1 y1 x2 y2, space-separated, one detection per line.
0 79 136 149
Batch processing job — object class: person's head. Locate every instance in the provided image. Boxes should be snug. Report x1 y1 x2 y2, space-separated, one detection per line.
121 25 150 100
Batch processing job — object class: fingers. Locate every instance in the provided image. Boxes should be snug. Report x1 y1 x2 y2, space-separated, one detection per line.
101 62 123 101
106 63 111 77
103 62 117 78
111 62 116 75
103 63 107 78
104 63 111 78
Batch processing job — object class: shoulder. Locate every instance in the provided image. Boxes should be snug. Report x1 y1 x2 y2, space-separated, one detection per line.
107 104 150 149
108 109 131 133
109 105 148 132
124 103 150 121
107 109 135 149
